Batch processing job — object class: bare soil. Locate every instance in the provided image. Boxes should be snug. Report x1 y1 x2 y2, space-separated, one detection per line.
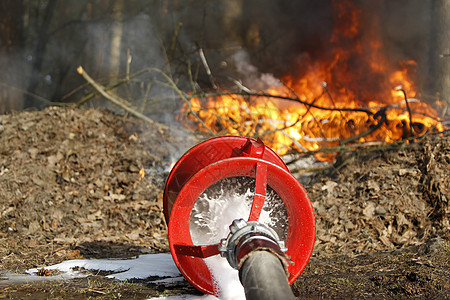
0 107 449 299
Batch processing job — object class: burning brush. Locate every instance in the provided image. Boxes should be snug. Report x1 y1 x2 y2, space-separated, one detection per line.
179 0 445 161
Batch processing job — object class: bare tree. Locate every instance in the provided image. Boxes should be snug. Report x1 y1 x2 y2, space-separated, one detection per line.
437 0 449 104
108 0 124 81
24 0 58 109
0 0 25 113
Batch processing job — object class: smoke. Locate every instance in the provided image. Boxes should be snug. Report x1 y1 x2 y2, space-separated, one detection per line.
207 0 442 103
231 50 282 91
213 1 434 88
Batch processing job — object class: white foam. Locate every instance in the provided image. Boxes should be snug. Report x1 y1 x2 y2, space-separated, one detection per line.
203 255 245 300
190 179 250 299
189 177 287 299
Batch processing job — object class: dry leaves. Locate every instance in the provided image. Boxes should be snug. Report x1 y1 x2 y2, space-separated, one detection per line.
307 134 450 256
0 107 196 270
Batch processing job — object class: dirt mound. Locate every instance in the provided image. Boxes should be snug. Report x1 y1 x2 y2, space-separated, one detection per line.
306 133 449 256
0 107 197 270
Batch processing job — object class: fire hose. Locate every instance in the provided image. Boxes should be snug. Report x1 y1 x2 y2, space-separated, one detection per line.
219 219 296 299
163 136 315 299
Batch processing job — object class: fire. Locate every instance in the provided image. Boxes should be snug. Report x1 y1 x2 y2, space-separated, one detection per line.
139 167 145 180
180 0 444 160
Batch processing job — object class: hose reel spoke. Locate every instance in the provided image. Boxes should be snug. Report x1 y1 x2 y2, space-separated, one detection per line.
248 162 267 221
174 243 220 258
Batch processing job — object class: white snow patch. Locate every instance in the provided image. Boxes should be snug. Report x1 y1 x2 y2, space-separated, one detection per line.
26 253 180 281
23 253 221 299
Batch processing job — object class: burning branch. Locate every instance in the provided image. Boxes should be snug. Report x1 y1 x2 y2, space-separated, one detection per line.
279 80 330 143
395 85 415 137
181 87 445 160
339 108 388 145
198 91 376 115
300 131 446 175
186 91 444 125
322 82 357 138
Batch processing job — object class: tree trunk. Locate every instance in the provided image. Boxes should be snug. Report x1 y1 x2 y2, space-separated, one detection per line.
24 0 58 109
0 0 24 113
437 0 450 107
428 0 450 111
108 0 124 81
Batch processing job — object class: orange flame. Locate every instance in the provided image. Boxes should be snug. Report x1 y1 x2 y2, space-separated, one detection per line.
180 0 444 160
139 168 145 180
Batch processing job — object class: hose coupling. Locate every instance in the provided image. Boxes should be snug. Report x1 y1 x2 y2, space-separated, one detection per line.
218 218 288 270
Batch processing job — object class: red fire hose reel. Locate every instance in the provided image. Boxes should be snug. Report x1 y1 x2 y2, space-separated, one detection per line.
163 136 316 295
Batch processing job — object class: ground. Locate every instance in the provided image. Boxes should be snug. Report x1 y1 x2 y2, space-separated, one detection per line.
0 107 449 299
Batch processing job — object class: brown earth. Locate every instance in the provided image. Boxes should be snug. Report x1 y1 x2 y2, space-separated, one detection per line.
0 106 449 299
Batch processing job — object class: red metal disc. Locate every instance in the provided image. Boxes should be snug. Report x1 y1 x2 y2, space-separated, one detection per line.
163 136 315 295
167 156 316 295
163 136 287 222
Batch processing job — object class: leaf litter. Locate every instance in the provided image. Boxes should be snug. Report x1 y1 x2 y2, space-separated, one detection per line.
0 106 448 299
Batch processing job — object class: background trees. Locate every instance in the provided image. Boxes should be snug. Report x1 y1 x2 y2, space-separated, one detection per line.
0 0 448 117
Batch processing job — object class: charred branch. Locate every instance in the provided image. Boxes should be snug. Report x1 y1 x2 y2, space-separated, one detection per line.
395 85 415 137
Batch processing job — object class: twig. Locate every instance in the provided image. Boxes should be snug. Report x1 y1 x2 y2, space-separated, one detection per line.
285 129 442 166
77 66 167 129
231 78 252 93
126 48 132 81
0 82 61 106
153 69 216 135
289 164 332 175
139 82 152 112
168 22 183 62
187 59 198 93
61 82 89 101
86 288 107 295
199 48 217 89
75 68 150 108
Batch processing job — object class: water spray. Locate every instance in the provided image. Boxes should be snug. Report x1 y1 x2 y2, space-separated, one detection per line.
163 136 316 299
